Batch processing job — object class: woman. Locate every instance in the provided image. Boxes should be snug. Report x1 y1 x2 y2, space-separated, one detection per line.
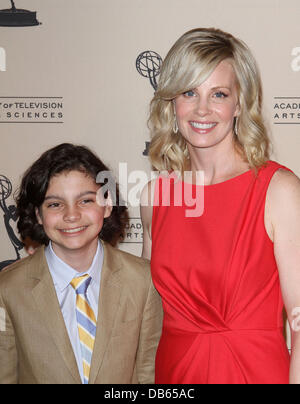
141 28 300 384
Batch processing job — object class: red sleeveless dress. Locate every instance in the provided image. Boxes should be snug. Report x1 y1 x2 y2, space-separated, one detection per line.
151 161 290 384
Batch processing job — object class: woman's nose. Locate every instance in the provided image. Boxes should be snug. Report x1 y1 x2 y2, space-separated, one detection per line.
195 96 211 117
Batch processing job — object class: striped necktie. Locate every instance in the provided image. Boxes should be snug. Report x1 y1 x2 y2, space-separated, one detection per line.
70 275 97 384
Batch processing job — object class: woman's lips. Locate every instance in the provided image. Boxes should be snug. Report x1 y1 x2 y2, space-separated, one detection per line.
189 121 217 133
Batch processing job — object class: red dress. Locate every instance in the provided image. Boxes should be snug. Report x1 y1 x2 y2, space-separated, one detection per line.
151 161 290 384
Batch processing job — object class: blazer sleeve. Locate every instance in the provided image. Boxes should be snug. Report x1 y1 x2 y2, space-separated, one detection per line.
135 279 163 384
0 288 18 384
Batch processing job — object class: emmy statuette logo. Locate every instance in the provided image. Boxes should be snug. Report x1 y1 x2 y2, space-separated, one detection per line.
0 0 41 27
0 175 23 271
136 51 163 91
136 51 163 156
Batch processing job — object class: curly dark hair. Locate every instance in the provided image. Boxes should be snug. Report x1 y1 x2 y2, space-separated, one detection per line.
16 143 128 247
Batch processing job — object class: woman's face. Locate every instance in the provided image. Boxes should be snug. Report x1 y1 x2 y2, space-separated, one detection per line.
174 59 240 151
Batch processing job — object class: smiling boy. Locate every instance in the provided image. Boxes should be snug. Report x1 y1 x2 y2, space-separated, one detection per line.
36 170 110 272
0 143 162 384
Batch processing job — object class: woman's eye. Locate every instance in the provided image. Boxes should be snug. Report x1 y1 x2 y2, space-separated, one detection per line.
183 90 196 97
214 91 228 99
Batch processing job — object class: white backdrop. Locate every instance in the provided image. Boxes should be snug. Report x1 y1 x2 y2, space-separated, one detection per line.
0 0 299 345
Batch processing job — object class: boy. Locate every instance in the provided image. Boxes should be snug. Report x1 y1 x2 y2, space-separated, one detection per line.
0 143 162 384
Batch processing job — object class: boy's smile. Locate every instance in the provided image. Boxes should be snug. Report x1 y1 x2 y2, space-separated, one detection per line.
36 170 112 270
59 226 88 234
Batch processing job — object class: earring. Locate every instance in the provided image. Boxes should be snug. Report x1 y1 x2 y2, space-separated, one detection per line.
234 117 239 136
172 100 179 134
173 116 179 134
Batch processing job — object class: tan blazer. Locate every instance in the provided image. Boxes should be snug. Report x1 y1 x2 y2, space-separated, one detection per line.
0 242 163 384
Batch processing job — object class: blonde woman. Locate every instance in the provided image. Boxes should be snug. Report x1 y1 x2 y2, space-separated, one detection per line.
141 28 300 384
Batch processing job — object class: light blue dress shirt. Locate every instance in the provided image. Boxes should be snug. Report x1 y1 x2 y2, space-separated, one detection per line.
45 241 103 384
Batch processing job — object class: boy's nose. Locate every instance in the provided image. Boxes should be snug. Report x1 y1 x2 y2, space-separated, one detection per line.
63 206 81 222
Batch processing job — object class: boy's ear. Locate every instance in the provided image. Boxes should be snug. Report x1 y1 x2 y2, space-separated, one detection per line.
104 192 113 219
35 207 43 225
96 188 113 218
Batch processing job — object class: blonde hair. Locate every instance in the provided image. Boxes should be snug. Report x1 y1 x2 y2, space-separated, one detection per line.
148 28 270 173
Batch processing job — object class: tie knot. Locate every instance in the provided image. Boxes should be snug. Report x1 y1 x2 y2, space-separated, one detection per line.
70 275 92 295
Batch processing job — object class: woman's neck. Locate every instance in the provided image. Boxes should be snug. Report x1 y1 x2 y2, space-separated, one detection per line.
187 140 249 185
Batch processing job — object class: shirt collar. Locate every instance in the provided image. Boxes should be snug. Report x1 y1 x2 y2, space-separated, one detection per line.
45 241 103 293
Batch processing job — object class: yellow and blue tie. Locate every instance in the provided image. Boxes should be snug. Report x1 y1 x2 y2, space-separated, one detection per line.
70 275 97 384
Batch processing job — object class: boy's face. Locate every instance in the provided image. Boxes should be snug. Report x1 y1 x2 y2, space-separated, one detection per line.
36 170 112 262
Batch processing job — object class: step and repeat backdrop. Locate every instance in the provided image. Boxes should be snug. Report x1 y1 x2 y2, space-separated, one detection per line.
0 0 299 294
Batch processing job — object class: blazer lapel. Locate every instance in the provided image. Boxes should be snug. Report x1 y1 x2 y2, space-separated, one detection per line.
29 248 81 384
89 242 123 384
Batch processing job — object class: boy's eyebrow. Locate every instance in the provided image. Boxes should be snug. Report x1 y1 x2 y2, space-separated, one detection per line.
44 191 97 201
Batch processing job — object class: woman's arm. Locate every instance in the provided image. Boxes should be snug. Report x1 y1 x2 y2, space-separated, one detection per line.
266 169 300 384
140 180 155 260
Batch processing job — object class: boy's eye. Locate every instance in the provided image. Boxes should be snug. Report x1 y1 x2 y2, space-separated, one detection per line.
80 199 94 205
47 202 61 208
